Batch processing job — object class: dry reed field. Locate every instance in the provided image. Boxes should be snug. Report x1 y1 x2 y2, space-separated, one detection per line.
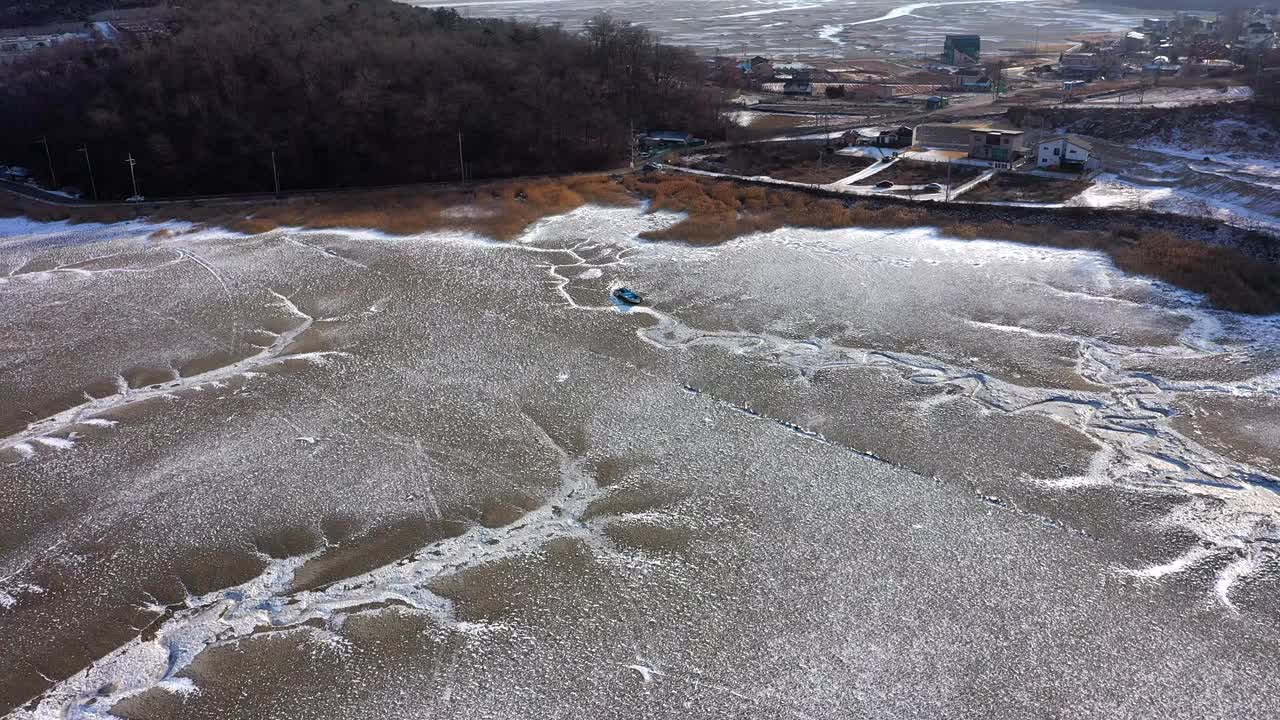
4 172 1277 313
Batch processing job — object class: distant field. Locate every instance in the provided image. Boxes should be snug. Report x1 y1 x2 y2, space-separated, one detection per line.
962 173 1093 202
680 143 877 184
854 160 983 186
406 0 1169 58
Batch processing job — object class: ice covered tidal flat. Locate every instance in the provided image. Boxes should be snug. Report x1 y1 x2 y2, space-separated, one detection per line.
406 0 1166 57
2 206 1279 718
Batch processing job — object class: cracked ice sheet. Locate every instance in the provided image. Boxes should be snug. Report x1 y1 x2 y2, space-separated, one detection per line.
0 223 322 439
3 205 1280 719
645 224 1198 391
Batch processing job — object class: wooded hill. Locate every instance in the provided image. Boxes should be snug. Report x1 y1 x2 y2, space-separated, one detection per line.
0 0 725 198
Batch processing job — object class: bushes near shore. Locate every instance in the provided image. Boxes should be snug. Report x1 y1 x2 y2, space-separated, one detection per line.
3 172 1276 314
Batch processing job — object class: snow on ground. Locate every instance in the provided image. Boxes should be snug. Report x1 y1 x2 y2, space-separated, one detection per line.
830 157 897 185
440 204 499 219
764 129 855 142
835 146 897 160
1069 172 1280 233
1083 85 1253 108
1099 122 1280 232
1130 117 1280 165
817 23 846 44
723 110 823 128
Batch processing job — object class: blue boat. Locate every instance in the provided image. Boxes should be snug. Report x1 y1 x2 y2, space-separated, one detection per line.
612 287 643 305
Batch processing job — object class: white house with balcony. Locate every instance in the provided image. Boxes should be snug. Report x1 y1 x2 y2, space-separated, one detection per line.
1035 135 1097 172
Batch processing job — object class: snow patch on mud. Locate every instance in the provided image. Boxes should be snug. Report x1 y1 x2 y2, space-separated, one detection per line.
0 582 46 610
0 290 350 462
1070 172 1280 233
0 217 194 241
1083 85 1253 109
13 418 679 719
8 205 1280 716
440 205 499 219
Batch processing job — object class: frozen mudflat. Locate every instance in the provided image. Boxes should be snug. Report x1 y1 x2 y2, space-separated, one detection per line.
2 207 1280 718
408 0 1162 57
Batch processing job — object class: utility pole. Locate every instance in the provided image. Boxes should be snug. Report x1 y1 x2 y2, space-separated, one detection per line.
626 63 635 169
76 145 98 201
124 153 139 198
271 150 281 195
1033 26 1040 57
457 131 466 182
36 136 57 188
945 159 953 201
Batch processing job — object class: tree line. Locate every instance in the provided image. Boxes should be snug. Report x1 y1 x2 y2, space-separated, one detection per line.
0 0 725 199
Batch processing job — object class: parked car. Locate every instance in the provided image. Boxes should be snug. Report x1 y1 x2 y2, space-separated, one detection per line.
612 287 643 305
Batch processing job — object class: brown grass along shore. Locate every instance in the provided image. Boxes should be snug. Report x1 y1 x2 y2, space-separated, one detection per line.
3 172 1277 314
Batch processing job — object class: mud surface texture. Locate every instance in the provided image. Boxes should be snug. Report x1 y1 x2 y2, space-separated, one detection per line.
2 207 1279 719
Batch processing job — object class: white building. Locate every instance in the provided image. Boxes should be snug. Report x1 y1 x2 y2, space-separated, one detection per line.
1035 135 1097 172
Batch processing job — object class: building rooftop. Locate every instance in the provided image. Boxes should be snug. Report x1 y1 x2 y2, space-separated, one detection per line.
1038 134 1094 151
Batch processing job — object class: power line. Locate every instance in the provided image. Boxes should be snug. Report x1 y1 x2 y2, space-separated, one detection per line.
457 131 466 182
35 135 57 188
124 152 140 198
76 145 98 201
271 150 281 195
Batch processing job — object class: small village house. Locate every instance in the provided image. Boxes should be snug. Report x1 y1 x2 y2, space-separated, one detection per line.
912 123 976 150
783 69 814 96
846 126 914 148
1035 135 1097 172
639 131 704 150
1059 52 1106 80
1122 31 1148 52
967 129 1024 162
943 34 981 65
735 55 774 83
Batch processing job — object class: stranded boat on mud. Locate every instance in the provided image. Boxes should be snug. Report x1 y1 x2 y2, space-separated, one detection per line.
612 287 643 305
